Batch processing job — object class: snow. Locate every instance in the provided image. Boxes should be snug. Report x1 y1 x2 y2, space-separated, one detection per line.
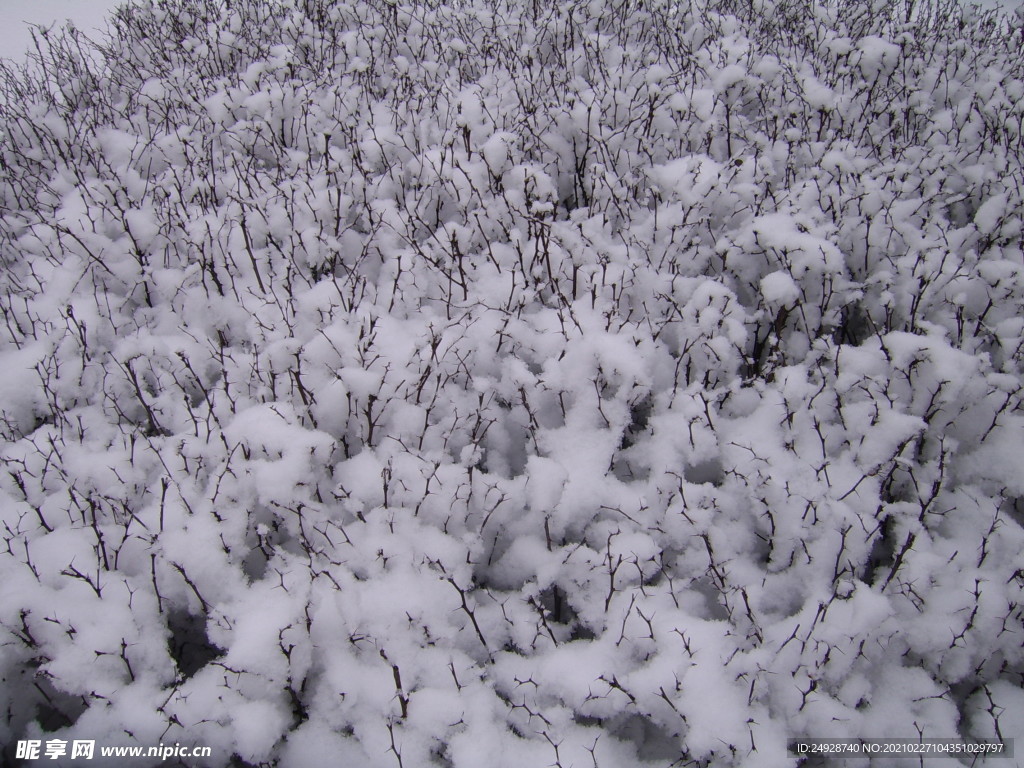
3 0 1024 765
974 191 1010 235
759 271 800 307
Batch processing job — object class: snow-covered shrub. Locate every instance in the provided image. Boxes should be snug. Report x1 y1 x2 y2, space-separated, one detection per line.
1 0 1023 765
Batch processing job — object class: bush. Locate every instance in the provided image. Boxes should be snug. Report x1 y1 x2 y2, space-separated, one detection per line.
1 0 1023 765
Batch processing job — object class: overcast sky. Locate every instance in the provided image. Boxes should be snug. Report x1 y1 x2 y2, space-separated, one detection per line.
0 0 122 61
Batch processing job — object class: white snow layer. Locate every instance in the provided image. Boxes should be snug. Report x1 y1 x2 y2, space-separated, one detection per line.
1 0 1024 766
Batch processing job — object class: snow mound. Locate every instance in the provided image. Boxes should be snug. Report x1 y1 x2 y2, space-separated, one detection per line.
1 0 1023 765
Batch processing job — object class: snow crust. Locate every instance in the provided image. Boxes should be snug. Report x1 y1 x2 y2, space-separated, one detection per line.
1 0 1024 765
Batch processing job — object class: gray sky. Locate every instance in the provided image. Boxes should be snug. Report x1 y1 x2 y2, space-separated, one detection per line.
0 0 121 61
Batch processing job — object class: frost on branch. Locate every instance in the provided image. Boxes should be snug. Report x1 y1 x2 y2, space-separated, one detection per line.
1 0 1023 765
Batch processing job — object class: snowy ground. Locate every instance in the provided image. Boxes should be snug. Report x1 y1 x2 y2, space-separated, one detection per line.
2 0 1023 766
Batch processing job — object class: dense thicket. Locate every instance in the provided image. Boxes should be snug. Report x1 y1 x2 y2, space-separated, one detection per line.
2 0 1023 765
